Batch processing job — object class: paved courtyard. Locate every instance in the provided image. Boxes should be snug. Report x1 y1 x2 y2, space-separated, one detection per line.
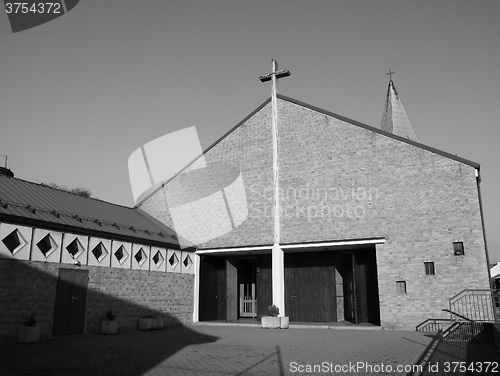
1 324 498 376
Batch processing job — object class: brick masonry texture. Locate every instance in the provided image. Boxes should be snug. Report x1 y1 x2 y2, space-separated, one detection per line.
0 258 193 343
140 98 490 329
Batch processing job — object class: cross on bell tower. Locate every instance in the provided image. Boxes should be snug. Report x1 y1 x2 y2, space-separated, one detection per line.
386 69 396 82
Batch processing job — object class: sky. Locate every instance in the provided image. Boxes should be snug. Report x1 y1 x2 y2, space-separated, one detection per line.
1 1 499 262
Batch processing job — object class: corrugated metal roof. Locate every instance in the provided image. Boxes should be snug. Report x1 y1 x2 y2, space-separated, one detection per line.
0 175 191 249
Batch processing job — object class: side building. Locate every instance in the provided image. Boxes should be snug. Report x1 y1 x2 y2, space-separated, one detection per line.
0 175 195 343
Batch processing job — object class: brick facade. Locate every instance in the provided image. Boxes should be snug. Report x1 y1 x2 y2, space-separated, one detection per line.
140 97 491 329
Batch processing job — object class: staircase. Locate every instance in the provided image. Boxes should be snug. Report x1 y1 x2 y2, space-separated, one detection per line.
416 289 498 343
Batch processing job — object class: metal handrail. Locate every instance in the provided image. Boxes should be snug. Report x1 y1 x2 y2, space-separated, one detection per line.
448 289 499 323
416 318 454 333
442 309 474 322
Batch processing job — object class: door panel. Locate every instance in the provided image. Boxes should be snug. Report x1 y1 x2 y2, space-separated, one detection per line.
199 257 226 321
53 269 88 336
256 255 272 319
285 252 336 322
354 250 380 325
226 258 238 321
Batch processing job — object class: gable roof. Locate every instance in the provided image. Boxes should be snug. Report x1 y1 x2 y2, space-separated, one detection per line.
135 94 480 208
0 175 191 249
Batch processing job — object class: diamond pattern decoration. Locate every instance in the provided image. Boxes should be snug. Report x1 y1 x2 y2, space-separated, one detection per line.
153 250 164 267
2 229 27 255
168 252 179 268
114 245 128 265
183 254 193 270
36 234 57 258
134 247 147 266
91 242 108 262
66 238 84 260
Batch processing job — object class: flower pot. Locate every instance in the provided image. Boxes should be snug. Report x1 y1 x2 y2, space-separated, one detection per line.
280 316 289 329
139 318 153 331
153 317 163 329
101 320 118 335
261 316 280 329
17 326 40 344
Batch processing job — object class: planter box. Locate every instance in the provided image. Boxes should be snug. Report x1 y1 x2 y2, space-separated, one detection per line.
153 317 163 329
261 316 281 329
139 317 163 331
280 316 289 329
261 316 290 329
101 320 118 335
17 326 40 344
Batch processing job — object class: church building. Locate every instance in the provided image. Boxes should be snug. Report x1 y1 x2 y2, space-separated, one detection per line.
0 66 493 342
137 66 492 329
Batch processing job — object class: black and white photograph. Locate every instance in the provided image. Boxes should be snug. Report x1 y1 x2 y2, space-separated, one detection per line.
1 1 499 375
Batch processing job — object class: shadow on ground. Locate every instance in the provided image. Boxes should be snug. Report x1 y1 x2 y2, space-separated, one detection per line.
0 258 218 376
415 328 499 376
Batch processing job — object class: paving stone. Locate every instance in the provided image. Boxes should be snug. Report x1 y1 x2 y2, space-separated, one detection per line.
1 325 498 376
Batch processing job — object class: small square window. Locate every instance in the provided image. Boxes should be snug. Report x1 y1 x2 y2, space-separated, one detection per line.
424 262 435 275
396 281 407 294
453 242 464 256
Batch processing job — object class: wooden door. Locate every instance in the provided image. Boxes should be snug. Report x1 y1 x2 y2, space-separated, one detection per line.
226 258 238 321
256 255 272 319
352 253 365 323
53 269 88 336
353 250 380 325
339 253 355 323
199 257 226 321
285 252 336 322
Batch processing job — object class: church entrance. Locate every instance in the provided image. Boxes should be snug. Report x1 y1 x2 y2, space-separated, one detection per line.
199 254 272 322
338 248 380 325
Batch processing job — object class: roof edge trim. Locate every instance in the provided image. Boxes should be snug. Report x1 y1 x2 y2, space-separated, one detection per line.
197 237 386 253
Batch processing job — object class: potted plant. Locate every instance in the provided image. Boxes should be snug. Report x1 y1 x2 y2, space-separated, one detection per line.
101 310 118 335
18 314 40 344
139 315 163 331
261 305 281 329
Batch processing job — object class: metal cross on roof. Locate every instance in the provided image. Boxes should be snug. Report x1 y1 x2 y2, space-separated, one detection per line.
259 59 290 96
386 69 396 81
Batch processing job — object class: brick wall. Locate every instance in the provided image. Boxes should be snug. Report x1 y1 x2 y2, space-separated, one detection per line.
0 258 193 343
276 99 490 329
